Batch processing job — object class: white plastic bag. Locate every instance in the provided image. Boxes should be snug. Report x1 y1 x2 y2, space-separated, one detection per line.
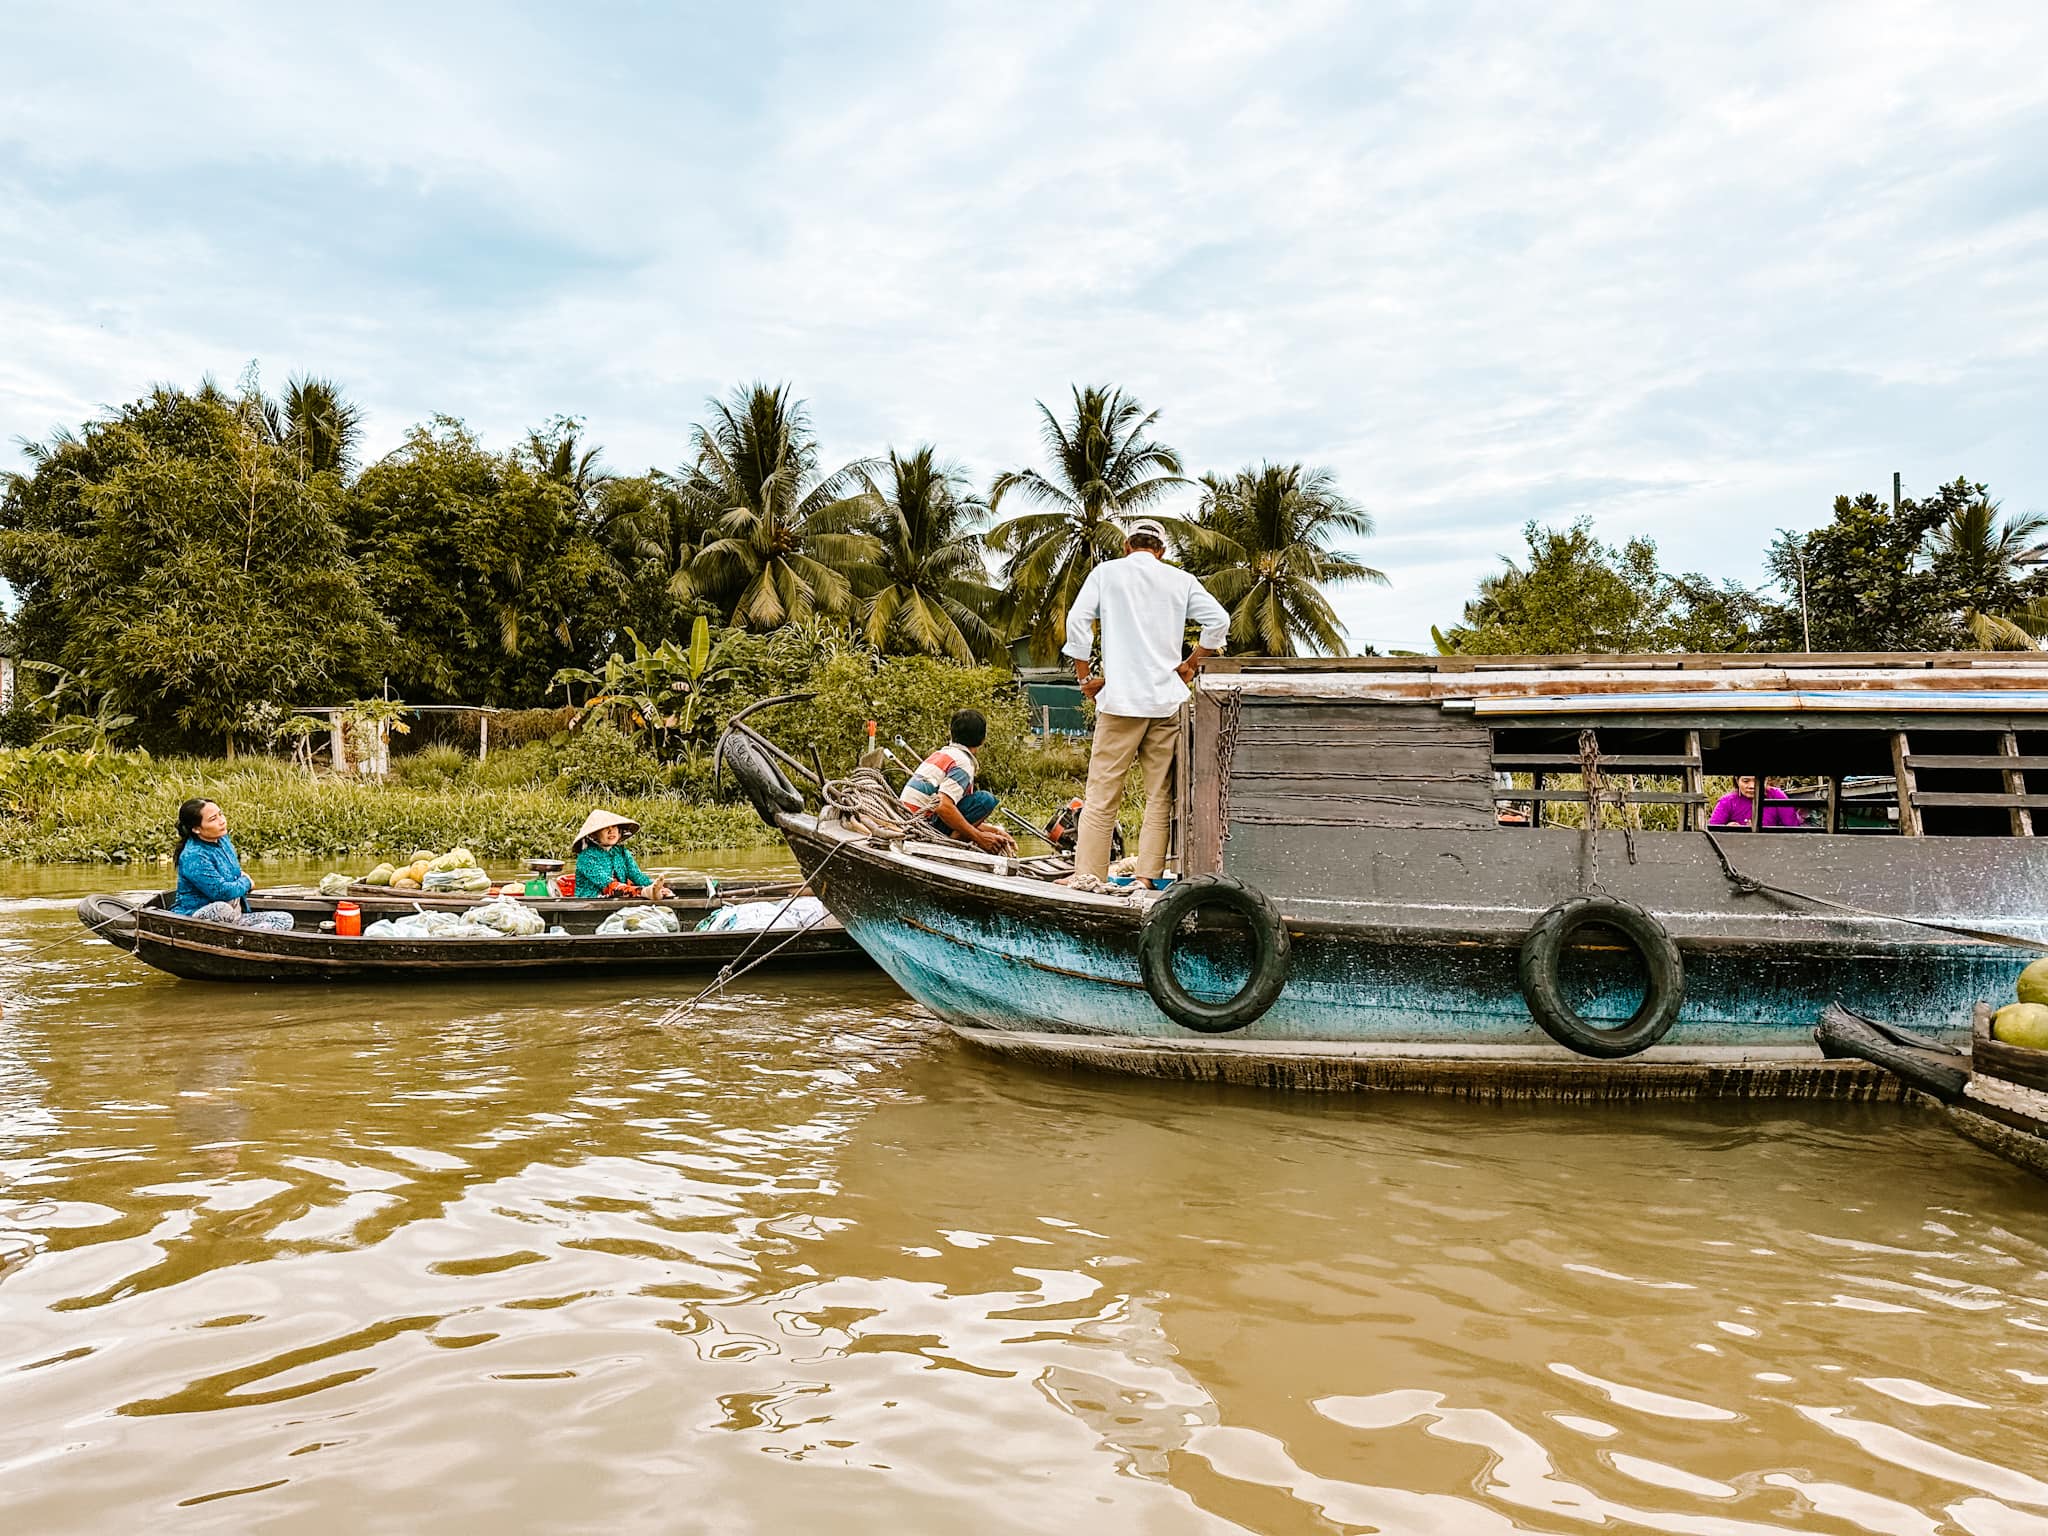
364 904 506 940
692 897 827 933
469 896 545 937
596 904 682 936
423 868 492 893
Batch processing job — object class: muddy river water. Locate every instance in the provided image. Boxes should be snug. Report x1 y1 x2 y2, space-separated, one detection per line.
4 859 2048 1532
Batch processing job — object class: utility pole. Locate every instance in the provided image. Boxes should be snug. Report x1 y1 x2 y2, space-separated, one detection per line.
1797 544 1811 653
1776 529 1812 652
1893 471 1901 516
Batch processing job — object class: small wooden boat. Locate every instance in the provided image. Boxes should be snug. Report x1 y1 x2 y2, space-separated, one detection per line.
117 903 870 983
1818 1001 2048 1179
76 878 803 951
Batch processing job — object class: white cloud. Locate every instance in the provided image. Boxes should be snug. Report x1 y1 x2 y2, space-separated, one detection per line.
2 0 2044 651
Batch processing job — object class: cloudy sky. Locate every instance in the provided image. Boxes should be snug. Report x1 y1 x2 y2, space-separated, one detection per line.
3 1 2044 651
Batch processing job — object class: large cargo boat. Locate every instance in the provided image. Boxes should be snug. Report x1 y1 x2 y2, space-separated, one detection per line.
738 654 2048 1096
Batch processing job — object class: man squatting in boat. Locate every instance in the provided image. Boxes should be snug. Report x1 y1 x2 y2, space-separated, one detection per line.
1059 518 1231 888
899 711 1017 855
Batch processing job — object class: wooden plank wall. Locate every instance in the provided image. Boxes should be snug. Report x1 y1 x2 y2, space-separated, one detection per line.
1225 701 1497 831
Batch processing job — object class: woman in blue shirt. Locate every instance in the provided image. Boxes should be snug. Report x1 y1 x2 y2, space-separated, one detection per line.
171 799 294 930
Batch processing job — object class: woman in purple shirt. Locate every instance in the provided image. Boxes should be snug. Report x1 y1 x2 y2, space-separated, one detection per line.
1708 775 1805 829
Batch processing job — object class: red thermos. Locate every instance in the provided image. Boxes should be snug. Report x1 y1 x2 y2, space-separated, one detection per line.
335 901 362 937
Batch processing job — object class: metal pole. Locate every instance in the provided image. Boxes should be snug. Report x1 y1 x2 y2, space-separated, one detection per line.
1893 472 1901 516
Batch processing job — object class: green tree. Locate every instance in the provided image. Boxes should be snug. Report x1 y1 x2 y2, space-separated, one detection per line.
1917 481 2048 649
679 382 879 629
1760 479 2010 652
859 447 1000 662
1178 463 1385 655
590 473 717 642
1435 519 1758 655
346 417 625 703
522 415 614 510
263 375 365 480
985 385 1188 661
0 384 387 747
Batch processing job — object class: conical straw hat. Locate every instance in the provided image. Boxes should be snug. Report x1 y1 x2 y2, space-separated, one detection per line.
572 808 641 849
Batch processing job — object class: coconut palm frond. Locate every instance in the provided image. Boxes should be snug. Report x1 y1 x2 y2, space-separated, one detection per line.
1184 461 1381 657
1970 601 2048 650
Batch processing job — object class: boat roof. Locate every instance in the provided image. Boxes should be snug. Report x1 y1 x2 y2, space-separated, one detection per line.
1204 654 2048 703
1449 689 2048 716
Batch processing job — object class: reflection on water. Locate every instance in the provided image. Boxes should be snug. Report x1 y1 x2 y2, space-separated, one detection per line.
4 865 2048 1531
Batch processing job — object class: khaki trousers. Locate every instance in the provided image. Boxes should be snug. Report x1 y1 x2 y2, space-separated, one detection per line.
1076 710 1179 881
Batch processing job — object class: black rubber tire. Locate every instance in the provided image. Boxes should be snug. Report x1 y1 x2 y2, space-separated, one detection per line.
1518 896 1685 1059
722 731 803 825
1138 875 1292 1034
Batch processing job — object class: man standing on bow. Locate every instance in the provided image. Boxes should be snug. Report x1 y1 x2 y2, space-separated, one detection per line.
1061 518 1231 886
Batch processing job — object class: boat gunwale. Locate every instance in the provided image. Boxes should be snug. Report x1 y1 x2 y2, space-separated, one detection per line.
127 903 861 979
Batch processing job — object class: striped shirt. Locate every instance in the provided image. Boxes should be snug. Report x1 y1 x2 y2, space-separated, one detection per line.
900 742 978 815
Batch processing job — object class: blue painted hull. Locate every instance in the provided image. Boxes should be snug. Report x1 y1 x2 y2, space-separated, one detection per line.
787 820 2003 1051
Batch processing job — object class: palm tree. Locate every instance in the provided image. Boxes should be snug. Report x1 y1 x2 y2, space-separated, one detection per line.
1933 494 2048 649
986 385 1189 660
1178 464 1386 656
589 472 716 637
680 383 880 630
1930 494 2048 589
1432 563 1525 653
524 415 613 510
860 447 1000 662
267 376 364 480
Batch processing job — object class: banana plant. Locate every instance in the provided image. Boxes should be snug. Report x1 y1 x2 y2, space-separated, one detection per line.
17 661 136 756
551 628 702 754
675 616 738 738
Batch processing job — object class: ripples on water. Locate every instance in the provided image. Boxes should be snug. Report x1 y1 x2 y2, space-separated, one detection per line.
4 877 2048 1532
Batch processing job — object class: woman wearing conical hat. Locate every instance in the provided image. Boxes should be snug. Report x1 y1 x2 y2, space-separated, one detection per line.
570 808 670 900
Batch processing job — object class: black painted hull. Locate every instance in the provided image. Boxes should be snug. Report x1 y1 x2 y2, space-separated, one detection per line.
125 907 871 983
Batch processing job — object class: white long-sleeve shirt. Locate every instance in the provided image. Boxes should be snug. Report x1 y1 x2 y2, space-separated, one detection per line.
1063 553 1231 719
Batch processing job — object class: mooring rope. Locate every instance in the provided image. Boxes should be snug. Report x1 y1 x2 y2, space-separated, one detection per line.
648 831 867 1030
5 898 144 969
1702 827 2048 954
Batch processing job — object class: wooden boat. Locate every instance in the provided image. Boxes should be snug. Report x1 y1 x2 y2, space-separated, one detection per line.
76 877 802 951
736 653 2048 1097
1818 1001 2048 1179
114 902 869 983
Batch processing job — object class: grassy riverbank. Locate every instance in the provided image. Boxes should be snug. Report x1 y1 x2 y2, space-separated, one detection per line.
1 757 778 865
0 743 1100 866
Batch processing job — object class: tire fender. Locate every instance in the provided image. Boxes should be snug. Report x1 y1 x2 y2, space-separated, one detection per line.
1518 895 1685 1059
1138 874 1292 1034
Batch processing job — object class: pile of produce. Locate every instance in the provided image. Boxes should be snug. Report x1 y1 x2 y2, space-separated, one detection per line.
356 848 498 894
1995 960 2048 1049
